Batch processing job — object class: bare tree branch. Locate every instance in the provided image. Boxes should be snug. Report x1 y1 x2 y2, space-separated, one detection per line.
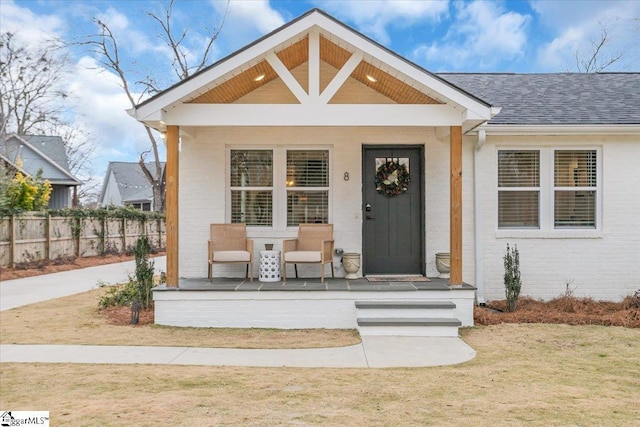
146 0 229 85
75 1 228 210
0 32 71 135
1 32 97 206
575 21 623 73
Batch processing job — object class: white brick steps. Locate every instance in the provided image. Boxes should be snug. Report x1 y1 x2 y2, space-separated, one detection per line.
356 300 462 337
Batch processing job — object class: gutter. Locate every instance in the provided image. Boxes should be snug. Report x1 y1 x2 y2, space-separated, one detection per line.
472 124 640 135
473 129 486 305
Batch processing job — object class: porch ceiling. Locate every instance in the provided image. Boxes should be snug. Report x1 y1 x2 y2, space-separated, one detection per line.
188 34 440 105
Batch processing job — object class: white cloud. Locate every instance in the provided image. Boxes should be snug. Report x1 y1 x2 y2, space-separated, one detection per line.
0 0 65 47
315 0 449 45
67 56 162 175
209 0 285 55
412 0 530 70
533 0 640 71
95 7 129 32
536 28 584 71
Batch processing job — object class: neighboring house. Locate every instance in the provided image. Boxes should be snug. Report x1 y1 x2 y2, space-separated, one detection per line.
129 8 639 320
99 161 165 211
1 134 82 209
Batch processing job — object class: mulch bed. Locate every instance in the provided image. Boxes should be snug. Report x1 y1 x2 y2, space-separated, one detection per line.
100 295 640 328
475 295 640 328
100 305 155 326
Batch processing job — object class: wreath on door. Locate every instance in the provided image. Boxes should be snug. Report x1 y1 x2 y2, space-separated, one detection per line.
375 160 410 197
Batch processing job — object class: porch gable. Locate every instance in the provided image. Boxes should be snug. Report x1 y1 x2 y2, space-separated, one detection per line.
131 9 494 131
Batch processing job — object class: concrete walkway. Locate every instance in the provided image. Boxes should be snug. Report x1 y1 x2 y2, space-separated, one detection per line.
0 337 475 368
0 256 167 311
0 256 476 368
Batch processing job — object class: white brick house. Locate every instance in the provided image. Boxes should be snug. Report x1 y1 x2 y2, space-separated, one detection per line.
130 8 639 326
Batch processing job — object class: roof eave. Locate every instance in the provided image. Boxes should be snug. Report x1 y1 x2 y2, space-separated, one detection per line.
473 123 640 135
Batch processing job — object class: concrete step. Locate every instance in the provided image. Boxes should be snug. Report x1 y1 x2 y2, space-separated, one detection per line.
355 300 456 318
355 300 456 309
356 317 462 337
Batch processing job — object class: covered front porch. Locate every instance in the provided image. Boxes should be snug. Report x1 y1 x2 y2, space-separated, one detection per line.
130 10 498 332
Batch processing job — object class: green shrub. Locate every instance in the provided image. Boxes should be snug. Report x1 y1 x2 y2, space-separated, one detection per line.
504 243 522 312
98 235 156 309
133 234 154 310
98 279 139 308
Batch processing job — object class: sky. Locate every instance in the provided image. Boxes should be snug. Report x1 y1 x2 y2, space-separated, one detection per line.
1 0 639 198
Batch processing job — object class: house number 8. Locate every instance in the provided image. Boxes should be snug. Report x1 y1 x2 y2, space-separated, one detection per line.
344 172 350 181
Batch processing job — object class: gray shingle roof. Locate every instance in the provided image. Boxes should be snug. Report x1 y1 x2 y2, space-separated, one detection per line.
438 73 640 125
107 161 165 203
1 134 79 184
23 135 71 171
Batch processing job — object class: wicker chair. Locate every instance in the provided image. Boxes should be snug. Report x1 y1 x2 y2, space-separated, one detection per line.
283 223 334 283
208 224 254 281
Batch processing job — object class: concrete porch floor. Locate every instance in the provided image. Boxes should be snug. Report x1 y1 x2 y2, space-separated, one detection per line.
155 277 475 292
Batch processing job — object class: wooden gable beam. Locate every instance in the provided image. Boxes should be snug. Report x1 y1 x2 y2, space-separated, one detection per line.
265 52 308 103
319 51 363 104
308 31 320 98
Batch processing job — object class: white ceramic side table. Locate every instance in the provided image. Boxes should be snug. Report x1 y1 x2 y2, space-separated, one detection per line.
259 250 281 282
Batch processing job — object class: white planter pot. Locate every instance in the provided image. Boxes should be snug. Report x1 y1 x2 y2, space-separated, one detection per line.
435 252 450 279
342 253 361 279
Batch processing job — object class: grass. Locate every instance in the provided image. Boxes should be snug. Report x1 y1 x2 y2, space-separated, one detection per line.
1 288 639 425
0 288 360 348
1 324 639 425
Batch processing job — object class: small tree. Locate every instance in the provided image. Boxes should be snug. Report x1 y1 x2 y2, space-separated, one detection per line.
504 243 522 312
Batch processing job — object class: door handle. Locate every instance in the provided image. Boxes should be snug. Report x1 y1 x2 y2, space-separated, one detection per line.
366 215 375 220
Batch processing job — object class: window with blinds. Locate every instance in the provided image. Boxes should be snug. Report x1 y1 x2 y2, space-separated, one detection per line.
286 150 329 226
498 150 540 228
230 150 273 226
554 150 597 228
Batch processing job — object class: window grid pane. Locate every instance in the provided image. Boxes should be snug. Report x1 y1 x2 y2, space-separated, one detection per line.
286 150 329 188
230 150 273 226
498 150 540 229
231 190 273 226
554 190 595 228
498 150 539 187
554 150 597 187
287 191 328 226
498 191 540 228
231 150 273 187
554 150 597 228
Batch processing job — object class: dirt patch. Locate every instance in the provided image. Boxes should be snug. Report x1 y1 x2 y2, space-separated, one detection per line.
100 305 155 326
475 294 640 328
0 252 165 280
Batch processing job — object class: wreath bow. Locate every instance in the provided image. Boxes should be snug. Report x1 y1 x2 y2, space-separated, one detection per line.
375 161 410 197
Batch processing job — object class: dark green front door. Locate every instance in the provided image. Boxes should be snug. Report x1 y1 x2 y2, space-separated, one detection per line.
362 146 424 275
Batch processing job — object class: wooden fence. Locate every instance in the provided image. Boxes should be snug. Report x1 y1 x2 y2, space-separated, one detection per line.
0 214 166 268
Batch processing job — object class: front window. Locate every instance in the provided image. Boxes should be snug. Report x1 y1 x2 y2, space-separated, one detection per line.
496 147 600 233
228 148 330 229
230 150 273 226
554 150 597 228
498 150 540 228
286 150 329 226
